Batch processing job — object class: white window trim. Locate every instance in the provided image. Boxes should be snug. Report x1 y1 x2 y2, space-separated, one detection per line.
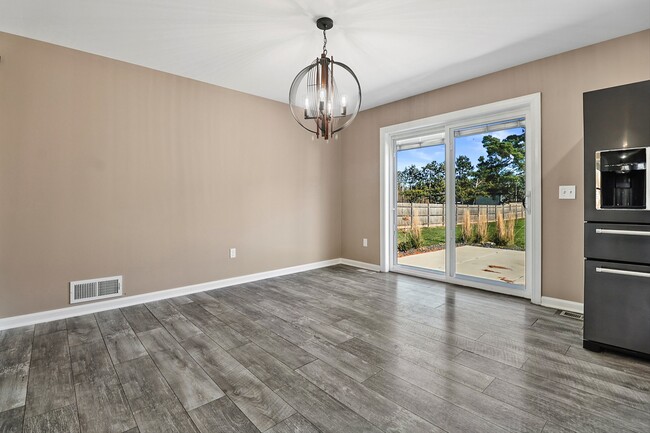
379 93 542 304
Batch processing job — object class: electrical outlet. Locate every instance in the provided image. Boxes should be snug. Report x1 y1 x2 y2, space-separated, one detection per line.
229 248 236 259
362 238 368 247
559 185 576 200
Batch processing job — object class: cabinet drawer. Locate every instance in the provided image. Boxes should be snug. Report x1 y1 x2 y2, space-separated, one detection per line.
584 222 650 263
584 260 650 355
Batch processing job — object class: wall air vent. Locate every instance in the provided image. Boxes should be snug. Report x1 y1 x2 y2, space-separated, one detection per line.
70 276 123 304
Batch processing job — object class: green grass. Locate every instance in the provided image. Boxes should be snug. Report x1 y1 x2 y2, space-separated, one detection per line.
398 219 526 250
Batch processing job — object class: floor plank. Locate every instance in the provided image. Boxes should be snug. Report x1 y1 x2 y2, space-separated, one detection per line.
23 405 80 433
140 333 224 411
181 334 294 431
115 355 177 413
339 334 494 391
299 338 379 382
175 303 249 350
364 369 508 433
484 378 640 433
454 350 650 433
0 326 34 351
0 361 29 414
188 397 260 433
121 305 162 334
131 398 200 433
66 315 102 347
0 327 32 367
145 300 203 342
31 329 68 362
34 320 66 337
137 328 183 354
75 375 136 433
276 375 384 433
298 359 442 433
338 337 544 432
522 355 650 413
24 357 75 418
70 339 117 384
116 354 198 433
265 413 320 433
333 317 465 361
229 343 303 392
96 309 148 364
565 344 650 376
0 406 24 433
188 292 233 316
218 309 316 369
3 265 650 433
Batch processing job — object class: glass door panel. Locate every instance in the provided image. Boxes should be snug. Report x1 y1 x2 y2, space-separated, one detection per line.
395 142 446 273
453 124 526 287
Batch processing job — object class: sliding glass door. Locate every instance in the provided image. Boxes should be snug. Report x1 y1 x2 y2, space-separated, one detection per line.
395 135 446 273
451 120 526 289
389 111 535 299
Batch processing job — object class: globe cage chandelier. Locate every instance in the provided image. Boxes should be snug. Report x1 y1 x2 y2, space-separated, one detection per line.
289 17 362 140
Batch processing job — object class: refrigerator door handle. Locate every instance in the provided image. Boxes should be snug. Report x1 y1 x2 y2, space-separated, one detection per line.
596 267 650 279
595 228 650 236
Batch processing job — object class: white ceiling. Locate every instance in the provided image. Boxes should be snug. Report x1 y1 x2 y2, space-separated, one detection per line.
1 0 648 110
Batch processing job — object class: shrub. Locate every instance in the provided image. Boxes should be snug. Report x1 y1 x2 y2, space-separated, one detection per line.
504 216 516 246
476 210 488 243
494 211 516 246
397 238 411 252
409 211 423 249
494 211 506 245
461 208 473 243
397 229 423 252
397 209 424 252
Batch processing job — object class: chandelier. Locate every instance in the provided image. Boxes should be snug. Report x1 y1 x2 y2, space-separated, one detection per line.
289 17 361 140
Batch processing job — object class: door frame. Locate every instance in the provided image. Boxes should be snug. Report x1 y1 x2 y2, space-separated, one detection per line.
379 93 542 304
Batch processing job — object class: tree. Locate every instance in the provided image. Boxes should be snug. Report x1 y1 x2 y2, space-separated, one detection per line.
475 131 525 203
455 155 476 204
398 165 422 190
420 161 445 203
396 129 525 204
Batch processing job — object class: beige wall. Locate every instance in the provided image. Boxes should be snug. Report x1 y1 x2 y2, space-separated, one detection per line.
340 30 650 303
0 32 341 318
2 30 649 319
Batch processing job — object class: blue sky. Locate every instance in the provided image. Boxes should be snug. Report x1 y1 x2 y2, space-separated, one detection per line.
397 127 524 171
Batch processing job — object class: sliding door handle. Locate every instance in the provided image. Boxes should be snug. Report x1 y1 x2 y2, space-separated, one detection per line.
596 267 650 279
595 228 650 237
523 192 531 214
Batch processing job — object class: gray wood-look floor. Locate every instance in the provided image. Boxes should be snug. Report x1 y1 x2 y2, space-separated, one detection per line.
1 265 650 433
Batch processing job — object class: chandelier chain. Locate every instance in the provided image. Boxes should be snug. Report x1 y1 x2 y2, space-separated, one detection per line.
322 29 328 55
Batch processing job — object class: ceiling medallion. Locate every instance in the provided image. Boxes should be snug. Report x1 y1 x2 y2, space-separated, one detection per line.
289 17 362 140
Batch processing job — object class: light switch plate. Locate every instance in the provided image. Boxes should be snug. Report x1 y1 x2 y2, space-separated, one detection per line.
559 185 576 200
229 248 236 258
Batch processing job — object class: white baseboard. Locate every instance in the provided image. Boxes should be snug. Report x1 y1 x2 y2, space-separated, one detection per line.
0 258 341 331
541 296 584 314
339 258 381 272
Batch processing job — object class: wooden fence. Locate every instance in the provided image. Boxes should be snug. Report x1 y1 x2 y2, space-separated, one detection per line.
397 202 525 228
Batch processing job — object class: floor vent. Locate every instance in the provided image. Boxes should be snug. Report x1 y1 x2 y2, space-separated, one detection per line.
559 310 584 321
70 276 123 304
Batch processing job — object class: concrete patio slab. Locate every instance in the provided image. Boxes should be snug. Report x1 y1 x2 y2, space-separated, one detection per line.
398 245 525 285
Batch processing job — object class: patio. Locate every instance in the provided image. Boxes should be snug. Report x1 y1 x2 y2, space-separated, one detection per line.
398 245 525 285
